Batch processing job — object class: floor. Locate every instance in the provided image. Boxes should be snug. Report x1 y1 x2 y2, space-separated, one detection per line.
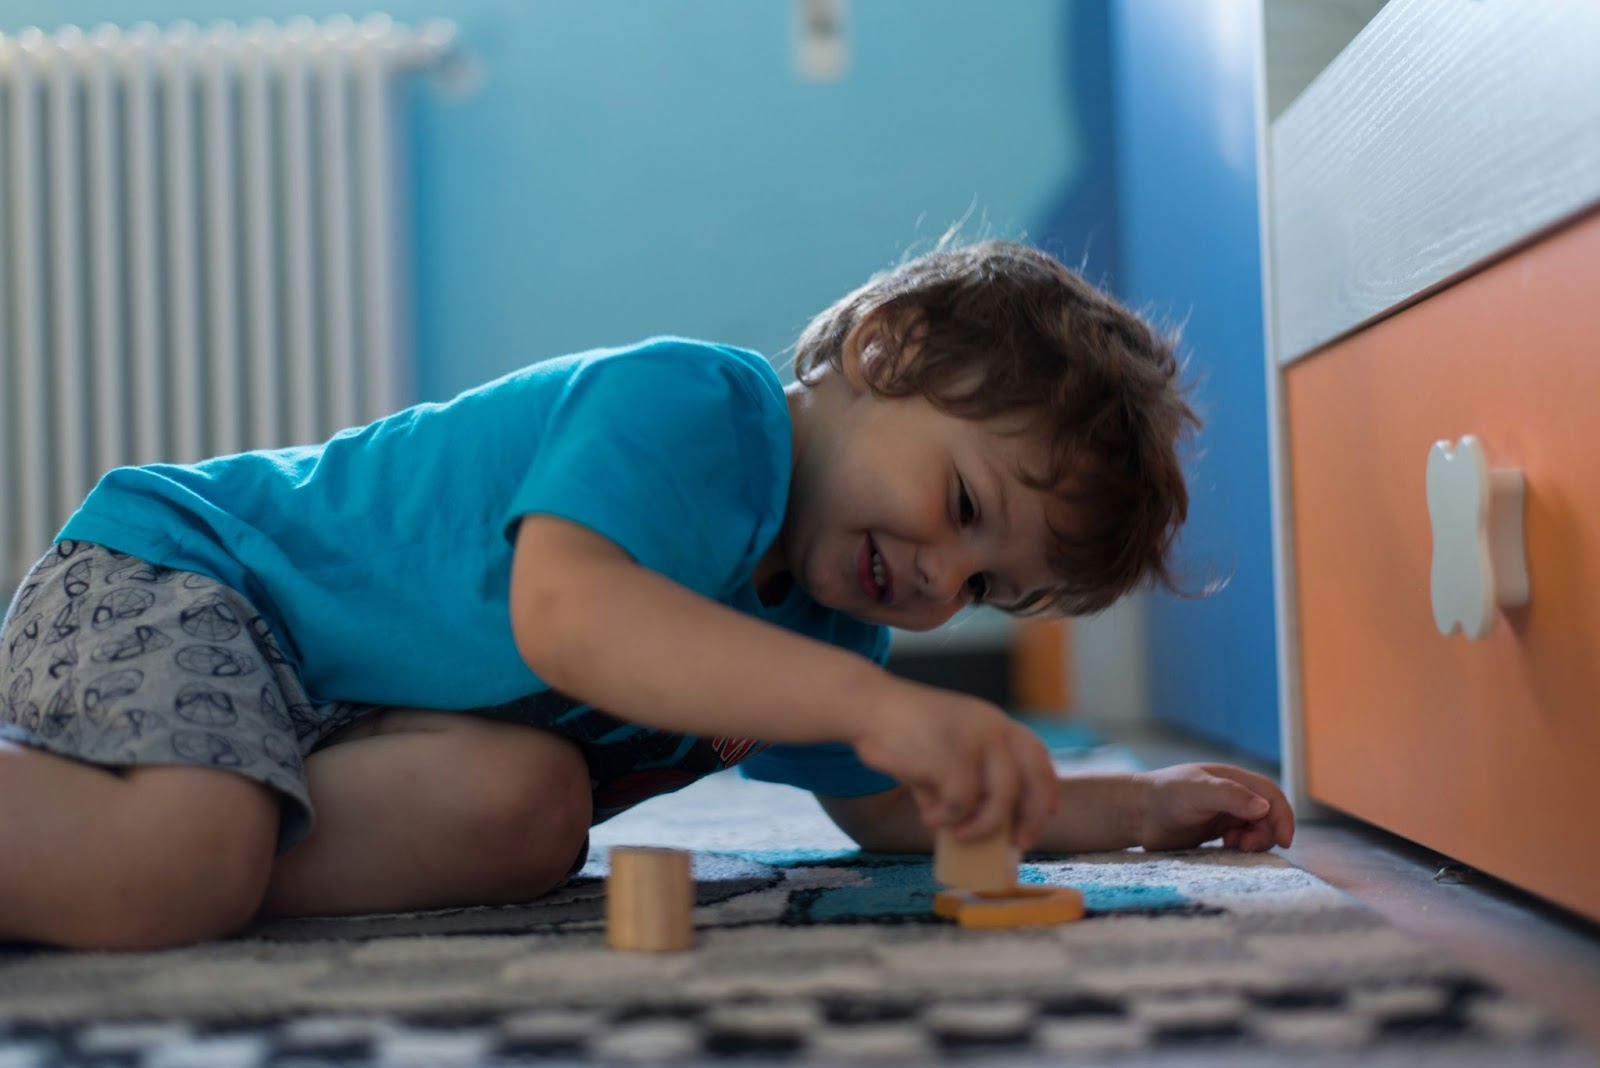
1098 718 1600 1053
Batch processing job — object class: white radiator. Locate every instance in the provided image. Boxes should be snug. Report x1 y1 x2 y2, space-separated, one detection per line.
0 15 455 592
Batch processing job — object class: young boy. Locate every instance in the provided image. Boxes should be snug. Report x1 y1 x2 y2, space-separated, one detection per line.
0 240 1293 951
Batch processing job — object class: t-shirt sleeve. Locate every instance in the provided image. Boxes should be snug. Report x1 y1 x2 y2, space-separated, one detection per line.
738 623 899 797
504 342 786 600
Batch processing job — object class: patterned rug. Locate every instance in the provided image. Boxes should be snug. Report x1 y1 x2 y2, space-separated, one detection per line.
0 743 1590 1066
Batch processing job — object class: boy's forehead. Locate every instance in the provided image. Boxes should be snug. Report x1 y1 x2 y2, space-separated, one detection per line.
973 411 1055 480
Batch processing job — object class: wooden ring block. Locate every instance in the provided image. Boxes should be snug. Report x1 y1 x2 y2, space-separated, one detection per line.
933 885 1085 928
606 847 694 952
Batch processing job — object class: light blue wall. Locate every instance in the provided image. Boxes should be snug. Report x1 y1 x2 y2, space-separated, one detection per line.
1108 0 1279 760
6 1 1098 402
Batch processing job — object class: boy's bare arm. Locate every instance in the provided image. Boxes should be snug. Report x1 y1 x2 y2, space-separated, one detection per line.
819 776 1145 854
820 764 1294 855
509 514 1061 845
510 515 900 745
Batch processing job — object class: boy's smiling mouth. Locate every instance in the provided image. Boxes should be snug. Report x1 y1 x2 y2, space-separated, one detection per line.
857 535 894 604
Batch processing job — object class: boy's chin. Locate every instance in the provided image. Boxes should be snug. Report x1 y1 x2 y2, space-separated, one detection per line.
837 607 883 626
819 587 886 625
840 604 933 631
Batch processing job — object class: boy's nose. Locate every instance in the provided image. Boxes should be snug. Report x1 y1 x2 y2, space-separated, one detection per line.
914 545 974 604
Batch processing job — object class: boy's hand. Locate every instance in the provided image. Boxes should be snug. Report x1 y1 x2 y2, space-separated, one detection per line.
1135 763 1295 852
849 686 1060 850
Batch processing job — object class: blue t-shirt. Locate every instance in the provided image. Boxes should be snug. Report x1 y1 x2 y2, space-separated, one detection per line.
59 338 896 810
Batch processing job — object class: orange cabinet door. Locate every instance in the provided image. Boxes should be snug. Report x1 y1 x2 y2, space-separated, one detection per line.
1286 209 1600 923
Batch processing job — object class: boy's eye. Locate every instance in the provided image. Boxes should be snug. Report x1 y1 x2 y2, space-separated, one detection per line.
957 482 977 526
965 573 990 604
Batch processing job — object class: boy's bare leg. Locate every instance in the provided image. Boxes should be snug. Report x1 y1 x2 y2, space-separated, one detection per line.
260 710 592 917
0 742 279 950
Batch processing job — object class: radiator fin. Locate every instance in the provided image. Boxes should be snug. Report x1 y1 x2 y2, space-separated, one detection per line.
0 16 454 593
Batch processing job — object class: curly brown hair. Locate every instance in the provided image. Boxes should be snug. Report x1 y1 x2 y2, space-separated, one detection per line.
793 239 1199 617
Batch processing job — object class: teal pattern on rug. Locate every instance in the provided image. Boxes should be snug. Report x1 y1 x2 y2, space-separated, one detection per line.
722 717 1175 923
731 849 1190 921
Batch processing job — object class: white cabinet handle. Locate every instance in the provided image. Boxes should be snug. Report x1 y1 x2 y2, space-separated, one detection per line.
1426 436 1530 640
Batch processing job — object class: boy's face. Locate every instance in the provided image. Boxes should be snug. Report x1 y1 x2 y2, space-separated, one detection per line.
779 318 1059 631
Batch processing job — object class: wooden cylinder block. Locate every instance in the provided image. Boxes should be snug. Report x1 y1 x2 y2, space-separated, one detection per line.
934 827 1018 891
606 847 694 952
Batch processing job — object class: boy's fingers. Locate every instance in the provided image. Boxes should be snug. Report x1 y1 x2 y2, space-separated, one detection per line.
1240 822 1276 852
1215 779 1271 821
1010 734 1058 851
1233 774 1295 848
915 779 967 832
936 765 986 832
910 784 943 828
1241 775 1295 846
950 801 1000 841
953 747 1017 842
1209 765 1295 846
1273 795 1296 847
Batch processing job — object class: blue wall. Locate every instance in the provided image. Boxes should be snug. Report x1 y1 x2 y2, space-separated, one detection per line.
7 2 1280 758
1108 0 1279 760
5 1 1096 402
1037 0 1119 294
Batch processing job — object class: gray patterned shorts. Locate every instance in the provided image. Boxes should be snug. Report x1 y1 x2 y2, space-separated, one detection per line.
0 541 375 852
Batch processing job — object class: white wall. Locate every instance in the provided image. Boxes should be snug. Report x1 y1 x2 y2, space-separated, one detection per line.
1071 594 1151 721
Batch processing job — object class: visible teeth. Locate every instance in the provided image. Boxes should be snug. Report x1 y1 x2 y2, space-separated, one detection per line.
871 551 885 590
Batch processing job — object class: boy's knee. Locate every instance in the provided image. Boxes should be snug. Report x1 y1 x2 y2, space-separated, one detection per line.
92 770 278 949
459 729 592 894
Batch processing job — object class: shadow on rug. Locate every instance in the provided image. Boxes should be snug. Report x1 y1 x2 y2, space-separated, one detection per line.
0 845 1588 1066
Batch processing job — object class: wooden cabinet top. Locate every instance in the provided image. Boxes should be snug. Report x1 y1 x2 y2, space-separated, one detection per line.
1267 0 1600 365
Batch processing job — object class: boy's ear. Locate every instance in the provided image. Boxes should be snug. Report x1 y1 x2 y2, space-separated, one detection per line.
840 309 888 395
